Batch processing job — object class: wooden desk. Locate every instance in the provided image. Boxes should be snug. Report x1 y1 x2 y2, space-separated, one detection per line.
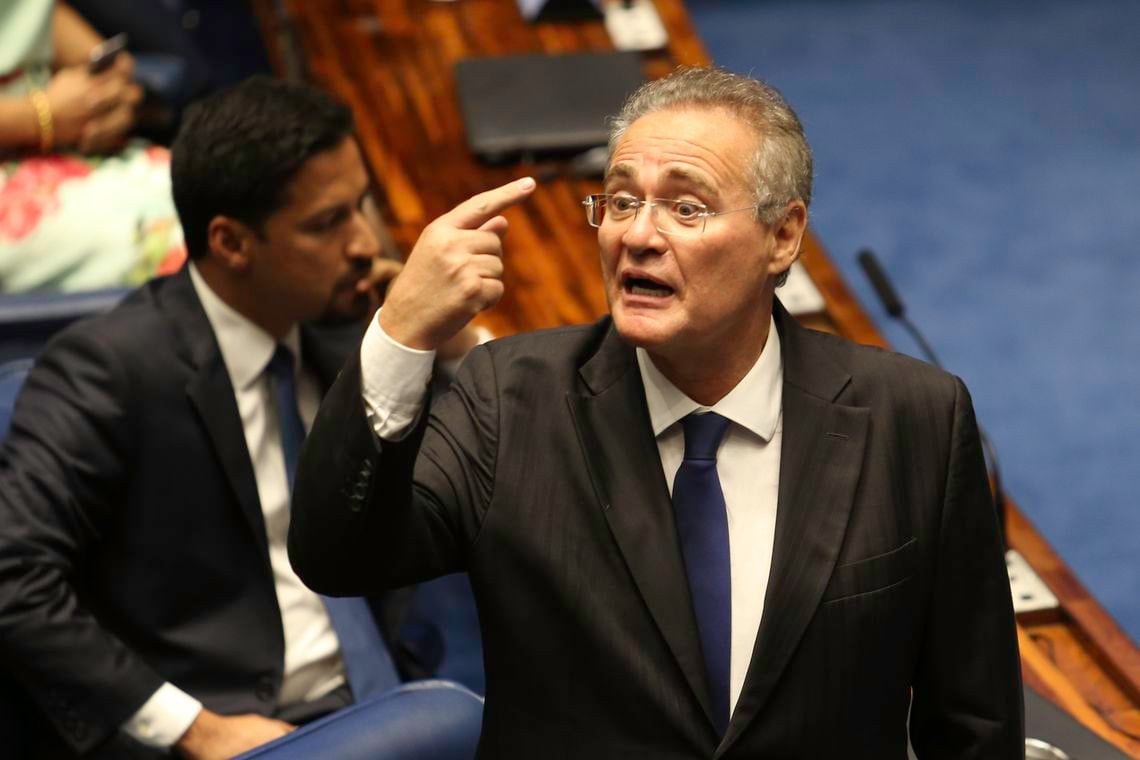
256 0 1140 753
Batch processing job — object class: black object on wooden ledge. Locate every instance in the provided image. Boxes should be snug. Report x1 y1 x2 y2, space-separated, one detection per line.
517 0 603 23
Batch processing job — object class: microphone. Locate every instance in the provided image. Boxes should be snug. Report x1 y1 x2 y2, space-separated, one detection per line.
856 248 904 318
856 248 1007 544
857 249 942 368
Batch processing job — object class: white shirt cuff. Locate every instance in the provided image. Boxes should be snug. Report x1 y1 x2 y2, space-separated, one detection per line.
361 309 436 441
122 682 202 749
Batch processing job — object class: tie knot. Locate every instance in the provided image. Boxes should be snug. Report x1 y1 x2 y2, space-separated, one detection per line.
266 344 296 384
681 412 730 461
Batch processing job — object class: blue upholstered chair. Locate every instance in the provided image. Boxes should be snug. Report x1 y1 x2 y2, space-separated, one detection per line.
0 358 33 437
234 680 484 760
0 359 33 753
0 288 125 364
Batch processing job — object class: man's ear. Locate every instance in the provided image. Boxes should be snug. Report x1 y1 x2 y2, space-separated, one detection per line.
205 216 256 273
767 200 808 277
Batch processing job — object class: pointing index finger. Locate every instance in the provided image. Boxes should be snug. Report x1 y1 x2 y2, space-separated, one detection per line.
442 177 536 230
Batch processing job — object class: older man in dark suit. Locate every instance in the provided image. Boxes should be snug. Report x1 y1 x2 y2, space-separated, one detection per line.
290 67 1023 758
0 78 461 758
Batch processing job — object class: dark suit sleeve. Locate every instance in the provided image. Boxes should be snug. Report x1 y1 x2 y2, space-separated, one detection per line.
0 331 166 753
290 344 498 597
909 378 1024 758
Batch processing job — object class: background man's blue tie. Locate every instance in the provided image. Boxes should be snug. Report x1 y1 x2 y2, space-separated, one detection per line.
267 345 400 701
672 411 732 735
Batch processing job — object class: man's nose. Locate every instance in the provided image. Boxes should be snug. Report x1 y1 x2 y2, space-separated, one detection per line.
347 210 382 260
620 204 667 256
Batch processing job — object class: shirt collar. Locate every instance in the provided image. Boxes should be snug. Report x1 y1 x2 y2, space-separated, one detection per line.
189 262 301 390
636 315 783 442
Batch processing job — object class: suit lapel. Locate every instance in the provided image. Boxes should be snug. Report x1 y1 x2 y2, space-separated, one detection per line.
566 324 718 731
160 268 268 554
719 302 869 754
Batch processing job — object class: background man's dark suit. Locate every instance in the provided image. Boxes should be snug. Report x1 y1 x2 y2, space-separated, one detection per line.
0 268 407 756
291 300 1022 758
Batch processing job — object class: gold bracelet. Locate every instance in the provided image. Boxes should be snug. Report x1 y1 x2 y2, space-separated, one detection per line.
28 88 54 153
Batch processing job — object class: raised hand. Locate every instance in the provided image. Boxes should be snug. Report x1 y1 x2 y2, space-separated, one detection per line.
378 177 536 351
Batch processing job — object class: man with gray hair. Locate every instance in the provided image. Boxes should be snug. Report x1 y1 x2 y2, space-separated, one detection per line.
290 66 1023 757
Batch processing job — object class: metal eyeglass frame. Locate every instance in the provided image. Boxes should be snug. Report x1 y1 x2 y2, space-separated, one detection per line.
582 193 757 238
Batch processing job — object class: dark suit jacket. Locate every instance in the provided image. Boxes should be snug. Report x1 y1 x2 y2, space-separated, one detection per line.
290 301 1023 759
0 268 404 756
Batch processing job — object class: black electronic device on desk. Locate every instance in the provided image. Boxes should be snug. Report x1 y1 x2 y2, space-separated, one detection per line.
454 51 645 165
516 0 602 22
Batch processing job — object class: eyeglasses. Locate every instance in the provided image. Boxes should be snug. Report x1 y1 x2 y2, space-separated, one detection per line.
582 193 756 238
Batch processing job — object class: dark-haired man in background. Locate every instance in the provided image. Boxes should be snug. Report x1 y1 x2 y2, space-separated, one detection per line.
0 77 463 758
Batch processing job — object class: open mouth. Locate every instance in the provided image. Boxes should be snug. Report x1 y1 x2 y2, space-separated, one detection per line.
622 273 675 298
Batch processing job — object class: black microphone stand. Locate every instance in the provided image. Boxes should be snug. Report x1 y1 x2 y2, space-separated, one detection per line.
856 249 1008 547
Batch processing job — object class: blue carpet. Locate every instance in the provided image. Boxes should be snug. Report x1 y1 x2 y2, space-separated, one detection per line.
690 0 1140 641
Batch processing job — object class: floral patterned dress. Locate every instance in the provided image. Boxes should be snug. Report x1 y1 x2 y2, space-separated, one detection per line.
0 0 185 294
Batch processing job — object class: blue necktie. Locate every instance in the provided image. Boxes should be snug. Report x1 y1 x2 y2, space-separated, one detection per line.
267 345 400 701
672 411 733 734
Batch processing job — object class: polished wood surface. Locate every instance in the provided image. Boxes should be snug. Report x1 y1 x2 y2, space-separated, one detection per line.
261 0 712 338
257 0 1140 753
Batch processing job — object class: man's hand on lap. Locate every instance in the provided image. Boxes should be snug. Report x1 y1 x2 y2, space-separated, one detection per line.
175 709 295 760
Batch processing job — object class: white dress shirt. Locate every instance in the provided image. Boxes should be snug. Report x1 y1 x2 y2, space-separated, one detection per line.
124 264 347 747
358 313 783 720
634 318 783 718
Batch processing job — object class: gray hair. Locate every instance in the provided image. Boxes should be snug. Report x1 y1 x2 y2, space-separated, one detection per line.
608 66 813 227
